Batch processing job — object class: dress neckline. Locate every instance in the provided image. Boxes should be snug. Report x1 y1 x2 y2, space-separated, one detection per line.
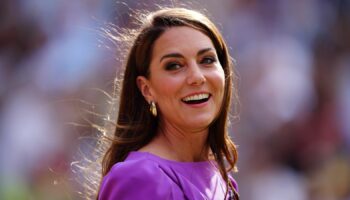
127 151 215 167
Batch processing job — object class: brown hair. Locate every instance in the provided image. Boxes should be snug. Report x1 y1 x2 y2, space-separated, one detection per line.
101 7 239 198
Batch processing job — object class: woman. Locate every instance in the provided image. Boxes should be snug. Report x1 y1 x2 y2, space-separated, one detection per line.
98 7 239 200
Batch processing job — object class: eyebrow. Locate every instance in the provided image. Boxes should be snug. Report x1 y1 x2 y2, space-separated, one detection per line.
159 47 214 63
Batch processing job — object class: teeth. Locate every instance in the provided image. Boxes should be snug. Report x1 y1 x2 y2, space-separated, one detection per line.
182 93 209 102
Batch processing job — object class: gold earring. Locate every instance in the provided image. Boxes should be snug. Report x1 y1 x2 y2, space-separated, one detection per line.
149 101 157 117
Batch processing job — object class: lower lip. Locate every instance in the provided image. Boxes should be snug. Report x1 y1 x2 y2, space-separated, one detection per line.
182 98 210 108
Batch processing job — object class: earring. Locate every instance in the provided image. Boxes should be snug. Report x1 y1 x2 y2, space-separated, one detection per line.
149 101 157 117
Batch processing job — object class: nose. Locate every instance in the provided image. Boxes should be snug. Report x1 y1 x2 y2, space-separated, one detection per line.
186 62 206 85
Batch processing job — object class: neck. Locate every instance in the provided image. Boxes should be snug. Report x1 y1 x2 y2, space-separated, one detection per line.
142 120 210 162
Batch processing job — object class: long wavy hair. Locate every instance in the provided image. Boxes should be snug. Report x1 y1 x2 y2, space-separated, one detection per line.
100 7 239 198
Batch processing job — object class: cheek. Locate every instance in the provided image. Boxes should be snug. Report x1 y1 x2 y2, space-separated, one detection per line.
151 76 182 100
211 70 226 103
212 69 225 91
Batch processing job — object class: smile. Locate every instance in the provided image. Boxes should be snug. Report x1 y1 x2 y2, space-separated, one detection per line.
181 93 211 104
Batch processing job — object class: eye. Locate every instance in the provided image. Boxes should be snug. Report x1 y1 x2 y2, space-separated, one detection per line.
201 56 216 65
165 62 182 71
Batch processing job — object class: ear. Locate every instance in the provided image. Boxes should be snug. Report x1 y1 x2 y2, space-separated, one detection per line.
136 76 154 103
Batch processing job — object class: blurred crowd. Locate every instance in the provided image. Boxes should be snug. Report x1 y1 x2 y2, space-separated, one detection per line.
0 0 349 199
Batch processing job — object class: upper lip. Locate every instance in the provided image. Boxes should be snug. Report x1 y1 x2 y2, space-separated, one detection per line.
181 92 211 101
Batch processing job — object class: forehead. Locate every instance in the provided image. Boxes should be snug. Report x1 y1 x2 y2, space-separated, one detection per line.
152 26 215 57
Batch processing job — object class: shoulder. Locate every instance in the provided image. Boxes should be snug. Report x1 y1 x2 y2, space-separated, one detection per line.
228 175 239 192
105 157 161 181
98 157 178 200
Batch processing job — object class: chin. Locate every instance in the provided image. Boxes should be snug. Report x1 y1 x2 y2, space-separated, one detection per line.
185 117 214 130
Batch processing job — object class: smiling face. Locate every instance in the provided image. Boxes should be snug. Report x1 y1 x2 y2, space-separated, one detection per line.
137 26 225 132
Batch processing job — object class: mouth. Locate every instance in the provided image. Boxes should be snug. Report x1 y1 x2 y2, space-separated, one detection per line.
181 93 211 105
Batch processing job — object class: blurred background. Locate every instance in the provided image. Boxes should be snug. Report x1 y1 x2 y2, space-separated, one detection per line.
0 0 349 199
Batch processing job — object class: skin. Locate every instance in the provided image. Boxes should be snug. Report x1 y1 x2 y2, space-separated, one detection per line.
137 26 225 162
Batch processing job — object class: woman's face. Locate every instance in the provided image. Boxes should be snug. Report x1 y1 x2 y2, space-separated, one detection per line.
138 26 225 132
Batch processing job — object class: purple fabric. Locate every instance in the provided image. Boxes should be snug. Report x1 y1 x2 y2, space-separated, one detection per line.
99 151 238 200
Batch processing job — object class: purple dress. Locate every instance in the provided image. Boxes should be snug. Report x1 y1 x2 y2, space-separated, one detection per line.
98 151 238 200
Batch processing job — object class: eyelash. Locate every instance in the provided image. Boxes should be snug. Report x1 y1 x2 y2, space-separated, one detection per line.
165 62 182 70
164 56 217 71
201 56 216 65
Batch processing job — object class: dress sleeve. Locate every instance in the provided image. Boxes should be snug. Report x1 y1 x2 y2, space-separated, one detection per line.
98 160 177 200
